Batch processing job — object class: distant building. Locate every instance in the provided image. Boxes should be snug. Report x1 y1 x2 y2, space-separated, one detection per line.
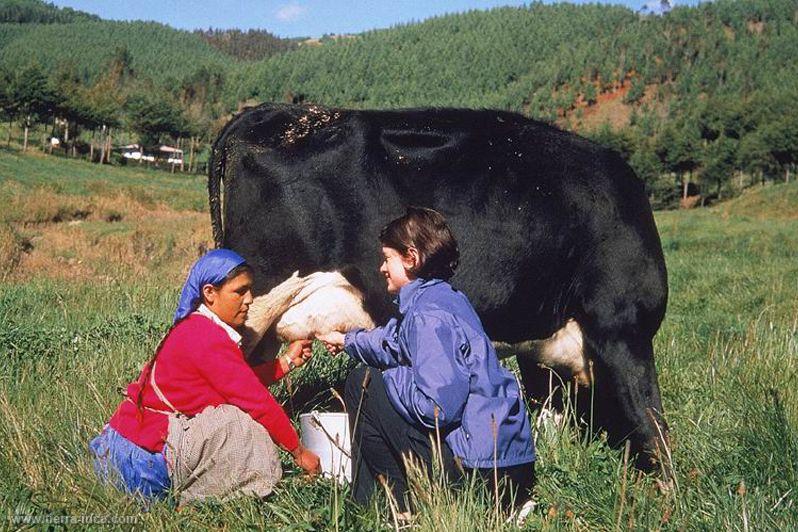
118 144 155 162
116 144 183 165
159 145 184 165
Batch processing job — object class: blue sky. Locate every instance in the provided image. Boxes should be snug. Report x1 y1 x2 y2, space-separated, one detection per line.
50 1 698 38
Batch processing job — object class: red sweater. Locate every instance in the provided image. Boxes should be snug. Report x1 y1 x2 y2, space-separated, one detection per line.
108 313 299 453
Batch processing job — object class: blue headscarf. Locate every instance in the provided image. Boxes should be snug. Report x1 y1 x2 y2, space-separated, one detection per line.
173 249 247 324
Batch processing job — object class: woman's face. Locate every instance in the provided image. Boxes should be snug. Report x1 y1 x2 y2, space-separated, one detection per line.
379 246 417 294
202 271 254 329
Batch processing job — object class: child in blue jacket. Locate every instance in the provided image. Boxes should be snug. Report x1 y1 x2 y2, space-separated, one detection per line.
318 207 535 514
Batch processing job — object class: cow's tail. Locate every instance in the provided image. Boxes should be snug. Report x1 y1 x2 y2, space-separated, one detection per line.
208 137 226 248
209 106 256 248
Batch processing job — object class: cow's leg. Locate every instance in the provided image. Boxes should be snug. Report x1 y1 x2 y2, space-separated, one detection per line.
511 322 668 472
503 319 592 432
515 353 564 414
585 332 670 472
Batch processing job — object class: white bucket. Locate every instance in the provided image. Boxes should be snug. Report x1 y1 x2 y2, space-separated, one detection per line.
299 411 351 483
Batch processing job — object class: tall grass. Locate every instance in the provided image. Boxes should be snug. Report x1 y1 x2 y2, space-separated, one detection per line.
0 154 212 283
0 155 796 529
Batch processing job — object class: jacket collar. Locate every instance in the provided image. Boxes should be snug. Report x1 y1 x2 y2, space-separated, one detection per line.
396 278 443 315
195 304 243 346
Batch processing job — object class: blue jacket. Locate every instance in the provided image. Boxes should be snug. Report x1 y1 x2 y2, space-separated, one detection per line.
345 278 535 468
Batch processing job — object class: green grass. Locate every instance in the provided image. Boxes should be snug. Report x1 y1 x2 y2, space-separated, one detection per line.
0 148 207 212
714 180 798 222
0 153 797 529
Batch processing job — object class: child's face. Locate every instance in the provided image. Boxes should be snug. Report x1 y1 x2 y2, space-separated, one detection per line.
380 246 416 294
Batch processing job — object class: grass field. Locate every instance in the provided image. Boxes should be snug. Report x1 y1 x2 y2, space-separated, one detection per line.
1 148 796 530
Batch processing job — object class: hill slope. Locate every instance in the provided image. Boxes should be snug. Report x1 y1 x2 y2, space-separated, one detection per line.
0 20 231 85
1 0 795 207
713 180 798 220
0 0 97 23
232 0 797 116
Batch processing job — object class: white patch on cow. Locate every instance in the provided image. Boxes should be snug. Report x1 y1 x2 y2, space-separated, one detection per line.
494 319 590 386
275 271 375 341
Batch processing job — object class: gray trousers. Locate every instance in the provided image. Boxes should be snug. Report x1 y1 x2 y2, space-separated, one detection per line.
164 404 283 505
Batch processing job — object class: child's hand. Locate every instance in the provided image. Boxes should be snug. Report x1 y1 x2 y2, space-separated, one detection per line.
316 331 345 355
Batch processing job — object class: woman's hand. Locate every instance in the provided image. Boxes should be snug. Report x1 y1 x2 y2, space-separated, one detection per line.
281 339 313 373
291 444 321 476
315 331 346 355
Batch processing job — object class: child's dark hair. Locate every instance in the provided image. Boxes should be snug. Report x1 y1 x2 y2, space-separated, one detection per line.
379 206 459 281
135 262 252 412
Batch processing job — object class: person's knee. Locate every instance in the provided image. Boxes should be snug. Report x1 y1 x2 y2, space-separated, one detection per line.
197 404 271 445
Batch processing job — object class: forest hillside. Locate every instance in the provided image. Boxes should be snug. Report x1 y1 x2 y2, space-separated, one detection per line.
1 0 795 207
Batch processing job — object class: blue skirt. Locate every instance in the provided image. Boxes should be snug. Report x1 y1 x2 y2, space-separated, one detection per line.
89 425 170 498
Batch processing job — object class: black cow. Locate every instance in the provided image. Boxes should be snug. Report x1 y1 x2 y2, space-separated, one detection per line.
209 103 669 471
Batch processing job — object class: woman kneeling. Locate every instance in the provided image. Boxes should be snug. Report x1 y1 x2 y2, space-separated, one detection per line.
90 249 320 504
319 207 536 514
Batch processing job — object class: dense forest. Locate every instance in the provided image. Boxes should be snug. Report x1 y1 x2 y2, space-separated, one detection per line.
0 0 96 23
194 28 300 61
0 0 796 207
